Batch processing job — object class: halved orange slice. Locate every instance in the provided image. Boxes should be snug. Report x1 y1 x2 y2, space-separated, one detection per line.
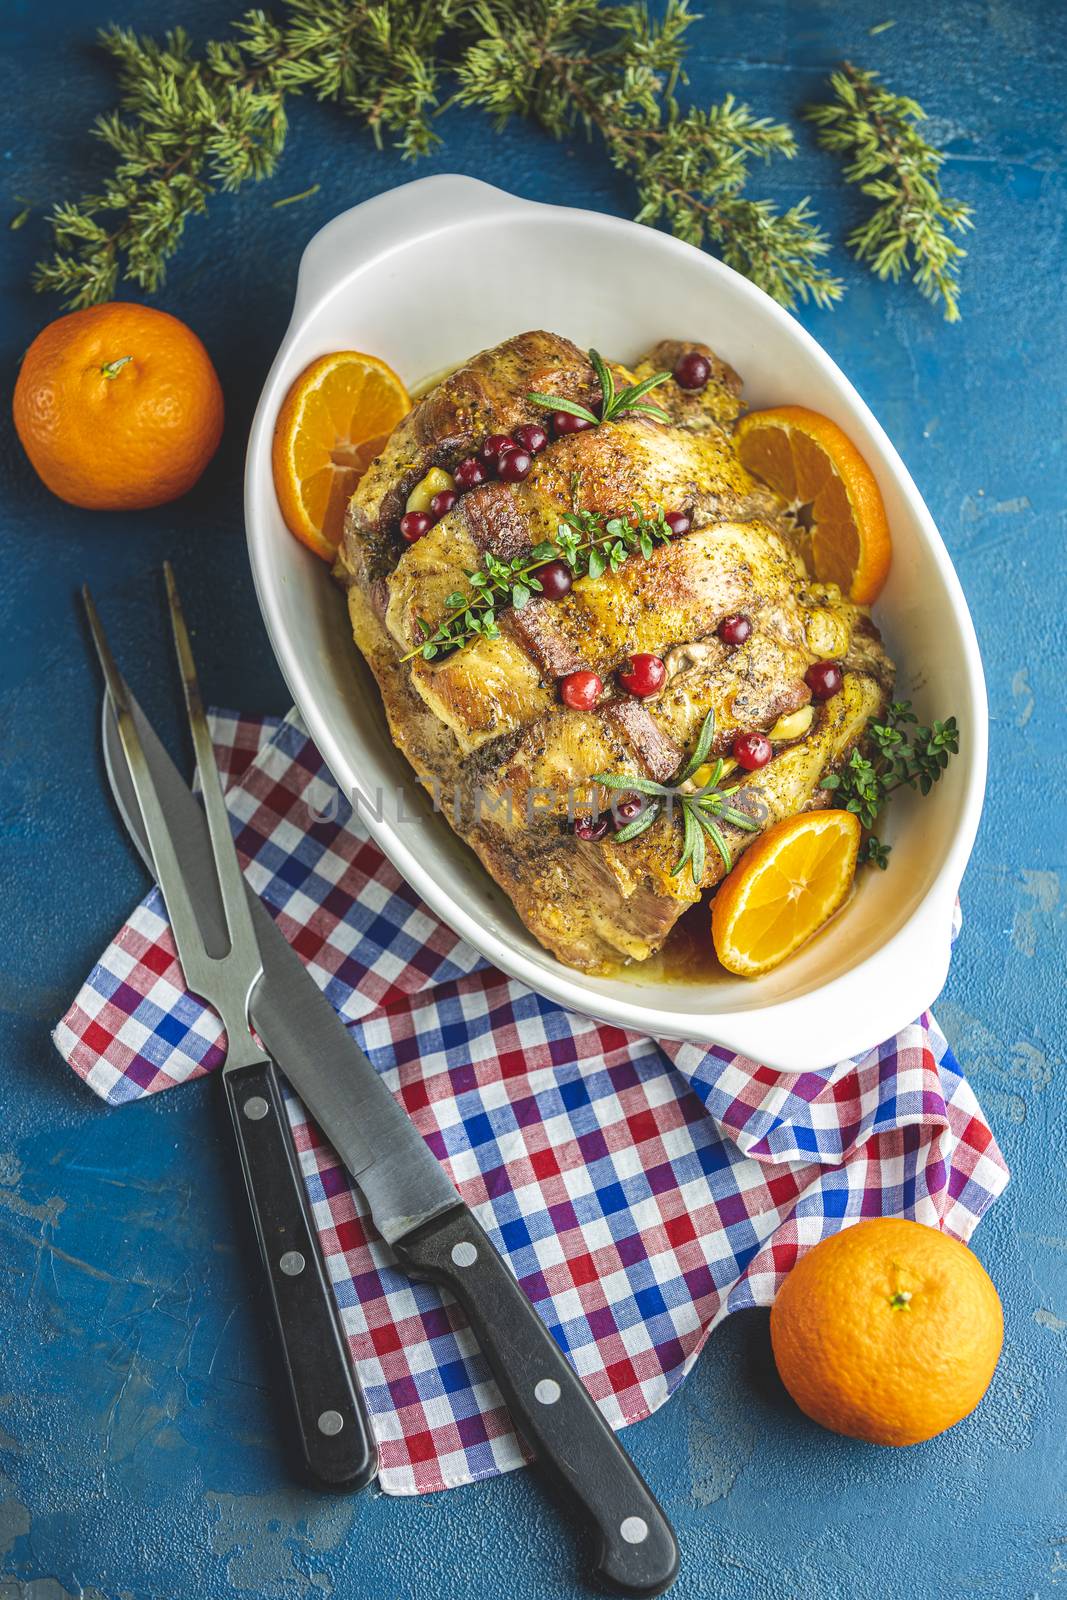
735 406 891 604
711 809 861 977
272 351 410 561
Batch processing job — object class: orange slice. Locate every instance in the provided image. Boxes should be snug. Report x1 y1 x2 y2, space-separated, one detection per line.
711 810 861 977
735 405 891 604
272 351 410 561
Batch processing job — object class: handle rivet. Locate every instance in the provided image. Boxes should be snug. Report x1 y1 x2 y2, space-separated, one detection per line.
534 1379 561 1406
243 1096 269 1121
451 1241 478 1267
318 1410 345 1436
279 1251 305 1276
620 1517 649 1545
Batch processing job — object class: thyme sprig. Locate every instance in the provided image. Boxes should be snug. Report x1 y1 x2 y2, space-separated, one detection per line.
31 0 841 312
527 349 671 428
821 700 960 868
806 62 974 322
593 709 759 884
404 502 675 662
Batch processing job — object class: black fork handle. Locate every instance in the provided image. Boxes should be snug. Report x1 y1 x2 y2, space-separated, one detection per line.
223 1056 377 1489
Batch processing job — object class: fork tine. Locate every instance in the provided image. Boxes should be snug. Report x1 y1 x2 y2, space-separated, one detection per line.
163 562 259 965
82 584 208 979
82 585 132 716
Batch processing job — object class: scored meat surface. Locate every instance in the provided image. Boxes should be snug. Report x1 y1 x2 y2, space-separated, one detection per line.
335 331 893 974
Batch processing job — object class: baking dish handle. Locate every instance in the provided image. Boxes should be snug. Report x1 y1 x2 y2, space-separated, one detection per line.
711 883 957 1074
292 175 529 322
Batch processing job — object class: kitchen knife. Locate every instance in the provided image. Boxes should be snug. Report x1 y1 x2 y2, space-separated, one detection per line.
101 689 680 1597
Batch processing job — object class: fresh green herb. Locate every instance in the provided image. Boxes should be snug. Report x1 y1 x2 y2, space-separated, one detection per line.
806 62 974 322
593 709 759 884
271 183 321 208
527 349 672 427
31 0 840 313
404 501 675 662
821 699 960 868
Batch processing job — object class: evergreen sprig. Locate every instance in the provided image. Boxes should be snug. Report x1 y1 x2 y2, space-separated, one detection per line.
806 62 974 321
821 699 960 868
33 0 841 312
34 4 459 306
453 3 842 308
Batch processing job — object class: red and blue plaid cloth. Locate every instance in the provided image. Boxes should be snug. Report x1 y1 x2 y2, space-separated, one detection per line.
54 708 1009 1496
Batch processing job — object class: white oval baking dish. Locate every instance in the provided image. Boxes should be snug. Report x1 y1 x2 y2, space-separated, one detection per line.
245 175 987 1071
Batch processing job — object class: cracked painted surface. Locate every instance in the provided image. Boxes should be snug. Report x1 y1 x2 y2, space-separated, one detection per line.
1 0 1064 1596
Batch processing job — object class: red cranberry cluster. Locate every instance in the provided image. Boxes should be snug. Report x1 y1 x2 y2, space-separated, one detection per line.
560 649 667 712
460 422 549 489
400 422 550 542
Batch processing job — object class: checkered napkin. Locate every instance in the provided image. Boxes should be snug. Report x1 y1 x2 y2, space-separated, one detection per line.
54 708 1009 1496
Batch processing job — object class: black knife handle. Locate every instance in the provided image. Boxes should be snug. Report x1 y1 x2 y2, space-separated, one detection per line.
395 1204 679 1597
222 1058 378 1490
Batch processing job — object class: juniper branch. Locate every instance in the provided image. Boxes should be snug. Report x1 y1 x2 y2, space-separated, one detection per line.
453 0 842 308
33 2 462 307
33 0 841 313
806 61 973 321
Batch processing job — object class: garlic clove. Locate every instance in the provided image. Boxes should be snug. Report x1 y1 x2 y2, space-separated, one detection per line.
406 466 456 514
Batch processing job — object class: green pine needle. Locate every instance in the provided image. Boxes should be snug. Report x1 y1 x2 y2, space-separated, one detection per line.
32 0 841 313
806 61 974 322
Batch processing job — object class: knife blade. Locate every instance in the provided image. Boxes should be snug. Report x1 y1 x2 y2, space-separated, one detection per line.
102 689 679 1597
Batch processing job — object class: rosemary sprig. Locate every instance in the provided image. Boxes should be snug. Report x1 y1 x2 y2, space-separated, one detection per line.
593 709 759 884
527 349 671 427
821 700 960 868
404 502 675 662
31 0 841 313
805 62 974 322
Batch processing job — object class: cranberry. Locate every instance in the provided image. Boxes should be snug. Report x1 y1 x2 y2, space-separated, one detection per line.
560 669 603 711
400 511 433 543
552 410 596 436
618 653 666 698
733 731 773 770
573 815 609 842
454 457 487 490
612 795 645 831
664 510 690 536
479 433 517 467
514 423 549 454
718 613 753 646
537 560 573 600
497 448 532 483
805 660 844 701
674 351 711 391
429 488 457 519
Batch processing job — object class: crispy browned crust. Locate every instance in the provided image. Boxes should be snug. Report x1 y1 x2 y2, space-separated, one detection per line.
335 331 893 973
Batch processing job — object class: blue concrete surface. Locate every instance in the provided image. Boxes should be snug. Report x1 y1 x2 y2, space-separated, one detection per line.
1 1 1064 1595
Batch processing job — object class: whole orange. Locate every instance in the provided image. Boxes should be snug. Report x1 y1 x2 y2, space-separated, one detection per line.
770 1217 1003 1447
13 302 224 510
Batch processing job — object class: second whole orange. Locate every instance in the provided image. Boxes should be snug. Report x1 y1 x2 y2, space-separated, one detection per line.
13 302 224 510
770 1217 1003 1447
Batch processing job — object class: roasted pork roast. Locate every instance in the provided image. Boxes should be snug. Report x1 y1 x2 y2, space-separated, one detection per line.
335 331 892 974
